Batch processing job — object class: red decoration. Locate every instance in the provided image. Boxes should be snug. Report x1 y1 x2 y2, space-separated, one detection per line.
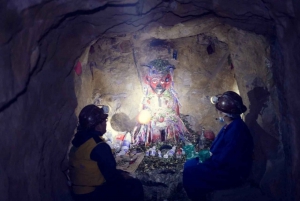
158 116 164 123
74 61 82 76
116 133 125 141
204 130 215 140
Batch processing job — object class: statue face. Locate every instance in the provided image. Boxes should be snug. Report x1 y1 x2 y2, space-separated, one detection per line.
147 73 172 95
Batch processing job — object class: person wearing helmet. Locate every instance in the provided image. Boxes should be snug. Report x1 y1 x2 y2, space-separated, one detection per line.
69 104 144 201
183 91 253 201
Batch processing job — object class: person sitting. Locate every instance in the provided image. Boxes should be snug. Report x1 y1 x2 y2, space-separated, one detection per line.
69 104 144 201
183 91 254 201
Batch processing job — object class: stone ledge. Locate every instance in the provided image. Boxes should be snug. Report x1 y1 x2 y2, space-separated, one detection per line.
210 183 273 201
134 168 189 201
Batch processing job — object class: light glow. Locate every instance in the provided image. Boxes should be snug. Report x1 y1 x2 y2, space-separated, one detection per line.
210 96 218 104
138 110 152 124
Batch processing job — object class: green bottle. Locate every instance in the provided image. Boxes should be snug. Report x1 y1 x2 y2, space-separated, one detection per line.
183 142 195 160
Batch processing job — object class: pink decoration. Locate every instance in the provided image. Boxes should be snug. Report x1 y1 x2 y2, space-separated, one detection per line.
74 61 82 75
204 130 215 141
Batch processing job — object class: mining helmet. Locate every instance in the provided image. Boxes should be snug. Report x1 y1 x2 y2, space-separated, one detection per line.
78 104 108 130
211 91 247 114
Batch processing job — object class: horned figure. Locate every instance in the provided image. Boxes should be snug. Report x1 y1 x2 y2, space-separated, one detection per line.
133 59 187 145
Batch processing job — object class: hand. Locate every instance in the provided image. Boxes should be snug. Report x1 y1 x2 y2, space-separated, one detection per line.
118 170 131 179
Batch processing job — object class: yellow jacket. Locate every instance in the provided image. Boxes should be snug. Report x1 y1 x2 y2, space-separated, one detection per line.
69 137 106 194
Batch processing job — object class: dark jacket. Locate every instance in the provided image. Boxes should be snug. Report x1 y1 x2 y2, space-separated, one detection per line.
183 117 253 192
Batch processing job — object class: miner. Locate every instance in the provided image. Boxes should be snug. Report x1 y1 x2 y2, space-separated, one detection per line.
68 104 144 201
183 91 254 201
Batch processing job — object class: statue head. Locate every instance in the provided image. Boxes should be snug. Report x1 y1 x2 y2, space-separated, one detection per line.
144 59 175 95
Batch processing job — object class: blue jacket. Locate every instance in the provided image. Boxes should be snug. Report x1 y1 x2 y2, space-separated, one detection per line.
183 117 253 192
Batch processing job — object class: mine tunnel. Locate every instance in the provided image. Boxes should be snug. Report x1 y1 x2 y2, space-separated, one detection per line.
1 1 300 201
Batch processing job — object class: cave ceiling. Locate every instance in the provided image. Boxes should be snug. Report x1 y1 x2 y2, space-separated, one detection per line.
1 0 288 110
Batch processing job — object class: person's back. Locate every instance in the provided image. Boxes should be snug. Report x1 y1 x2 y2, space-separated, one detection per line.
69 104 144 201
69 130 108 195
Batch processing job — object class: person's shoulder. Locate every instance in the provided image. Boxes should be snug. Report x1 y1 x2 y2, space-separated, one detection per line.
228 118 249 131
90 141 112 159
237 119 251 135
232 117 247 125
95 141 110 149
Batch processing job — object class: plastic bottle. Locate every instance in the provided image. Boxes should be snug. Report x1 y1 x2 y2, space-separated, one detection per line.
176 149 182 158
198 128 211 163
158 150 162 158
106 139 113 149
183 142 195 160
168 146 176 157
121 132 131 153
104 132 113 142
150 146 156 156
145 149 150 156
181 148 185 156
114 134 124 152
198 128 205 150
117 150 126 156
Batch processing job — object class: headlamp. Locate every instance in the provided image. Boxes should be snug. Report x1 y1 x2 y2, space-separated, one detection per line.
97 105 110 114
102 105 109 114
210 96 219 104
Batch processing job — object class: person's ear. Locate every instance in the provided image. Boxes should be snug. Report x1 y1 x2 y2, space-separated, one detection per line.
94 123 102 131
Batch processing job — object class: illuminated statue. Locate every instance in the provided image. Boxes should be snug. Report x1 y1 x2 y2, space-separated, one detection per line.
133 59 187 145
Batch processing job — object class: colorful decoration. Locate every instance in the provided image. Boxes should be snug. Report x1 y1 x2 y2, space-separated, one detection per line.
74 61 82 76
203 130 215 141
133 59 188 145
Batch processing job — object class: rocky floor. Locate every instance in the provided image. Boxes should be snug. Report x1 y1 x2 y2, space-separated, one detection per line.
210 183 274 201
134 162 273 201
134 167 189 201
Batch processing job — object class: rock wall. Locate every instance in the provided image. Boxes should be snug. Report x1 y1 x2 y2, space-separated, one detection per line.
88 36 143 132
84 18 256 131
0 0 299 201
85 22 237 136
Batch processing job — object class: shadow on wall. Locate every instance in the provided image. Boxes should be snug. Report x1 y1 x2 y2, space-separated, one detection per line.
245 87 284 198
110 112 135 132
